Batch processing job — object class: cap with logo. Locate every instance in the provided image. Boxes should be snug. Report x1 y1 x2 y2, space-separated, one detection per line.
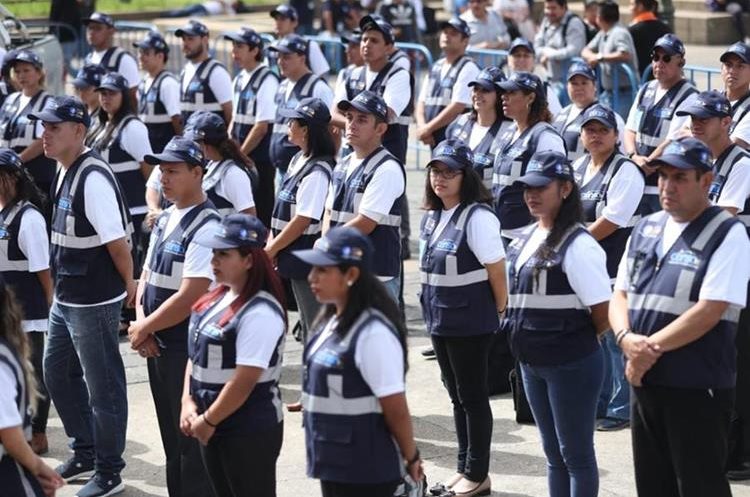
468 66 506 91
95 72 129 93
721 42 750 64
279 97 332 125
653 33 685 57
580 104 618 130
72 64 107 89
0 148 24 171
676 91 731 119
648 137 713 172
197 214 268 249
514 151 575 187
439 17 472 38
133 31 170 53
336 90 389 122
341 30 363 45
83 12 115 28
509 37 535 55
144 136 205 167
28 96 91 128
268 34 308 55
359 15 395 44
497 71 546 101
222 27 263 47
184 111 228 144
8 49 43 69
427 139 474 170
270 4 299 20
292 226 374 270
175 20 210 38
567 59 596 81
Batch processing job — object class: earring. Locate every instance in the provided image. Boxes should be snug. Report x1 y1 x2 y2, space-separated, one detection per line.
346 280 353 287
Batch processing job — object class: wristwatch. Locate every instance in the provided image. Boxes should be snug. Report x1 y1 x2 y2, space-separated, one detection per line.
597 53 604 62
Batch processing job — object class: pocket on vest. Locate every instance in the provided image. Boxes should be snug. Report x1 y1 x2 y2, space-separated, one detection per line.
55 256 88 276
431 291 470 331
313 421 354 466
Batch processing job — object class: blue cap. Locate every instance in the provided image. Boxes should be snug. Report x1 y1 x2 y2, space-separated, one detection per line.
515 151 574 187
144 136 205 167
197 214 268 249
83 12 115 27
0 148 24 171
292 226 374 270
567 59 596 81
440 17 471 38
2 49 17 74
654 33 685 57
175 19 209 38
72 63 107 89
341 31 362 45
279 97 332 125
359 15 395 44
497 71 545 100
427 139 474 170
580 104 618 130
222 27 263 47
649 137 713 172
676 91 731 119
95 72 129 92
268 34 308 55
28 96 91 128
8 49 42 69
468 66 506 91
133 31 170 53
509 37 534 54
721 42 750 64
337 90 388 122
270 4 299 20
184 111 228 143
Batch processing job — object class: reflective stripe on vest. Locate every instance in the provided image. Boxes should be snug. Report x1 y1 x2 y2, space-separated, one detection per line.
730 90 750 136
709 144 750 231
344 64 413 125
574 152 642 227
271 155 333 234
139 71 177 124
181 59 225 113
0 91 49 149
0 341 30 459
423 56 475 111
272 74 320 135
634 80 697 155
552 103 594 163
0 203 31 272
232 66 275 126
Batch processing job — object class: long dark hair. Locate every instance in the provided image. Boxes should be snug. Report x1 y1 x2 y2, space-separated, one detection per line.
0 163 47 212
297 118 336 158
95 88 136 150
422 166 493 210
470 87 506 123
312 266 409 373
0 284 38 411
526 89 553 127
206 135 255 172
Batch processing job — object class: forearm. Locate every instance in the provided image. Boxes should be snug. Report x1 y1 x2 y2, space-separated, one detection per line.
590 301 611 335
345 213 378 235
486 260 508 311
609 290 631 334
588 217 620 241
0 426 41 474
415 102 426 127
146 187 162 212
34 269 53 307
19 139 44 163
221 102 233 125
624 130 637 154
647 300 730 352
602 51 632 63
182 360 193 402
380 393 418 462
424 102 466 134
240 122 270 155
106 238 134 287
330 110 347 130
266 215 313 254
647 138 672 161
135 274 147 320
171 115 184 136
139 280 210 334
203 367 262 423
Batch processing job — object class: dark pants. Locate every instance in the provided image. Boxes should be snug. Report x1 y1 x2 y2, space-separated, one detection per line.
632 385 734 497
147 345 213 497
320 480 400 497
200 422 283 497
28 332 50 434
431 333 493 481
733 299 750 460
255 161 276 228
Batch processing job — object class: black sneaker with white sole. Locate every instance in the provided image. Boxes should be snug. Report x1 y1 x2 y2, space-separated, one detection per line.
55 456 95 482
76 473 125 497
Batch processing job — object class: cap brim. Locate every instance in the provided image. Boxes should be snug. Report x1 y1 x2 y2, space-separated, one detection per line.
509 45 534 54
222 33 254 45
675 106 728 119
175 29 203 38
144 152 187 165
721 50 750 63
95 84 125 92
72 78 91 89
567 70 595 81
83 19 113 27
654 45 681 56
649 154 707 170
278 107 304 119
267 45 294 54
292 248 341 266
468 80 496 91
497 80 524 92
581 116 616 129
27 110 63 123
337 99 374 116
514 173 555 188
426 156 468 170
195 236 243 250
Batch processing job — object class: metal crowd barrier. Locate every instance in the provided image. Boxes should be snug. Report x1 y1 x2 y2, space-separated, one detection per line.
641 64 722 92
466 47 508 71
598 62 639 118
393 42 434 168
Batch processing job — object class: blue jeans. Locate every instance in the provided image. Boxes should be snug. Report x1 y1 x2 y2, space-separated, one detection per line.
44 300 128 474
382 276 401 304
598 331 630 421
521 347 604 497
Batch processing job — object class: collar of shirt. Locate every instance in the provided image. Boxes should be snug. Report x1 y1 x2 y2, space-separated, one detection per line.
630 11 659 24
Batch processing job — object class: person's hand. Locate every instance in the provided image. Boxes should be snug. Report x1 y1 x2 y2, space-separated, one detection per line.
179 398 199 437
34 458 64 497
417 126 434 146
137 335 161 358
190 414 216 445
128 319 152 350
540 54 549 65
125 279 137 308
265 244 279 262
145 209 162 230
582 52 598 66
631 154 658 176
621 333 661 374
407 458 424 483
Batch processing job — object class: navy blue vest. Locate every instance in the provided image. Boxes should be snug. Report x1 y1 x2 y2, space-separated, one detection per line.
709 144 750 236
50 151 133 305
0 202 47 321
492 122 563 231
0 338 32 454
231 66 278 166
551 102 595 164
626 207 741 388
505 225 600 366
303 309 403 484
729 90 750 137
423 55 477 144
181 58 227 123
202 159 256 218
574 152 644 279
143 200 220 347
344 64 413 163
445 112 511 189
138 70 178 154
85 46 133 74
270 73 325 172
389 49 410 69
0 91 56 187
188 290 285 436
330 147 404 278
419 203 500 336
271 153 333 279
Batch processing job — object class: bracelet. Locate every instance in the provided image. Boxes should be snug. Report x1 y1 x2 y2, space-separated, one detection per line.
615 328 631 346
406 448 420 467
498 307 507 315
202 412 218 428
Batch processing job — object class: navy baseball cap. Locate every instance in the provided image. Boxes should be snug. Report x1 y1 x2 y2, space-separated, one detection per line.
359 15 395 44
72 64 107 89
648 137 713 172
497 71 545 100
95 72 129 92
676 91 731 119
509 37 534 55
222 27 263 47
198 214 268 249
337 90 389 122
427 139 474 170
279 97 332 125
2 49 17 74
580 104 618 130
440 17 471 38
28 96 91 128
133 31 170 53
270 4 299 20
83 12 115 28
653 33 685 57
721 42 750 64
567 60 596 81
144 136 205 167
268 34 308 55
8 49 42 69
341 31 362 45
175 20 209 38
515 151 574 187
468 66 506 91
293 226 374 270
184 111 228 143
0 148 24 171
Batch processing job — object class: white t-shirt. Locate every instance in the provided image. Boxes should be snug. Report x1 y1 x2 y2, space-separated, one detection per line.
181 60 233 105
564 103 627 151
615 220 750 307
309 315 405 397
147 165 161 192
625 85 693 140
286 154 331 220
142 74 182 117
333 66 412 117
715 156 750 213
330 156 405 223
546 85 563 116
98 119 152 162
285 78 334 108
205 161 255 212
16 208 49 332
88 49 141 89
233 66 280 124
0 362 21 429
730 100 750 145
580 159 645 227
308 41 332 77
425 205 506 264
419 60 481 106
515 225 612 306
468 123 491 150
198 289 285 368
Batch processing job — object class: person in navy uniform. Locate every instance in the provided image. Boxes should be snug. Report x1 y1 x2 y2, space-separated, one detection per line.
30 96 134 497
507 151 611 497
419 140 507 497
0 149 53 456
269 4 331 76
0 277 64 497
504 38 563 115
720 42 750 149
293 226 423 497
180 214 287 497
128 136 219 497
610 137 750 497
71 64 107 147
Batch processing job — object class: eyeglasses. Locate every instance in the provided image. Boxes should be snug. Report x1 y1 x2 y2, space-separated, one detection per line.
651 53 673 64
428 167 464 179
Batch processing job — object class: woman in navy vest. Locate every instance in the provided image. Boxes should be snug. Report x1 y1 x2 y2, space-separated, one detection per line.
180 214 286 497
72 64 107 149
293 227 423 497
0 278 64 497
445 67 513 189
0 149 53 456
419 140 507 497
507 151 611 497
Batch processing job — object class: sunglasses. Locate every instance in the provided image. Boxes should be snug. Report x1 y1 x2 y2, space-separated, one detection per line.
651 53 675 64
428 166 464 179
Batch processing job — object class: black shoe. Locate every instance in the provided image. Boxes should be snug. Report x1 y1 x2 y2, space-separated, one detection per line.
728 463 750 481
596 418 630 431
76 473 124 497
421 348 436 358
56 455 95 482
